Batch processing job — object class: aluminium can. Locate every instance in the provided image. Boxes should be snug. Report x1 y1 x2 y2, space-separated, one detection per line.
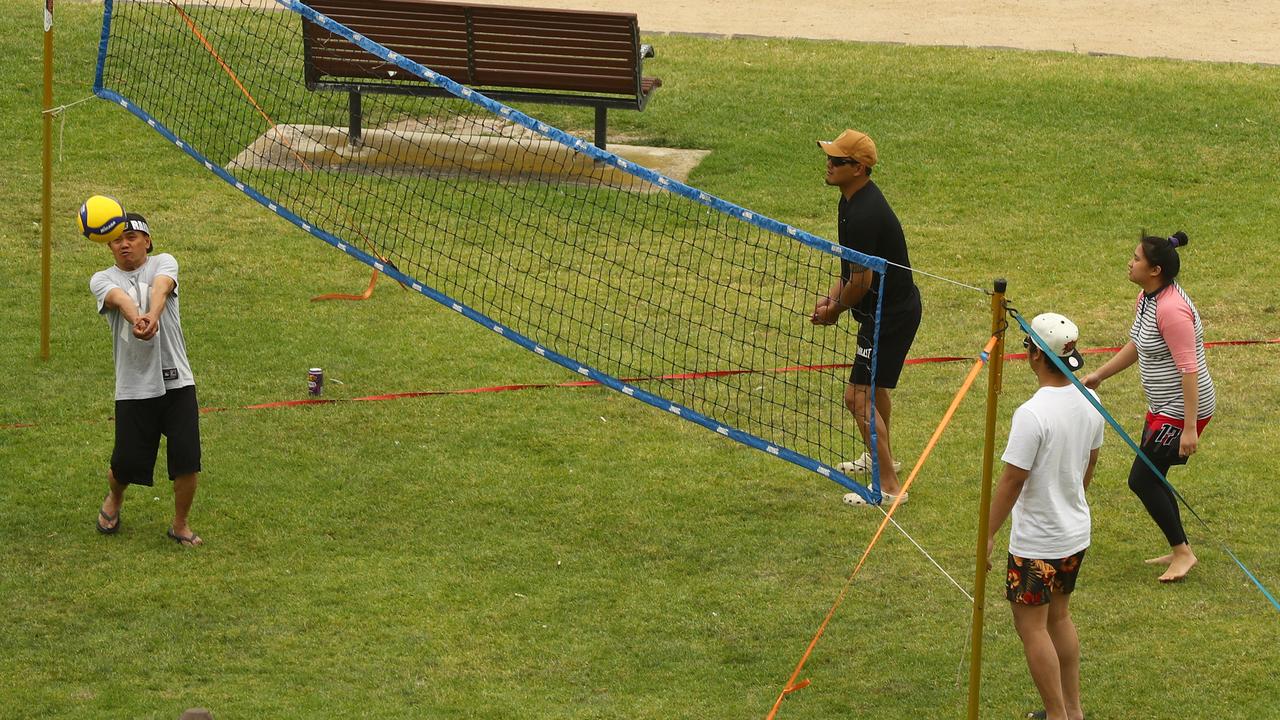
307 368 324 396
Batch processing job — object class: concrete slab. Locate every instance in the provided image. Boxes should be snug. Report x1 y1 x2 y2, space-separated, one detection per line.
228 121 710 191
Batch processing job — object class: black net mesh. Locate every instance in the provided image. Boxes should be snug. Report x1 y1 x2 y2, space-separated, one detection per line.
97 0 886 492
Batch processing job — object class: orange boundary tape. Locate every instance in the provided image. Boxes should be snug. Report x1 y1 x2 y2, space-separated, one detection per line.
764 335 998 720
5 337 1275 431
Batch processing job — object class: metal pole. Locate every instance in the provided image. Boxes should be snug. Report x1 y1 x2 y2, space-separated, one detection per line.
347 90 362 148
966 277 1007 720
41 0 55 360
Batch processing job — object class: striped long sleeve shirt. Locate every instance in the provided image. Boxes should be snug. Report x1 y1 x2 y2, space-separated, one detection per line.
1130 282 1216 420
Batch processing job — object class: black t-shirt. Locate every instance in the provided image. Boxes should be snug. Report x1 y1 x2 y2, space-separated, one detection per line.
837 180 916 321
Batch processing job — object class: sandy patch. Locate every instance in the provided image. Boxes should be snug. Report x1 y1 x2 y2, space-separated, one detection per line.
457 0 1280 66
165 0 1279 65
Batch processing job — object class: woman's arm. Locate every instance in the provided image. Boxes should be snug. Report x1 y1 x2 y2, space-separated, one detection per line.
1082 341 1137 389
1179 372 1200 457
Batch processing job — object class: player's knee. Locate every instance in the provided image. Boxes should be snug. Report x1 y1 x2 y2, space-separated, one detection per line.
843 385 870 416
1127 469 1152 494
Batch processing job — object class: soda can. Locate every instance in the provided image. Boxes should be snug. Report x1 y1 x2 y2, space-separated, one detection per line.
307 368 324 396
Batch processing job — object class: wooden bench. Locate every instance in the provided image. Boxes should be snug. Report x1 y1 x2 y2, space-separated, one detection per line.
302 0 662 150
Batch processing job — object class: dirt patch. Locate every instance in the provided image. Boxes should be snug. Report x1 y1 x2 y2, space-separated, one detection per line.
188 0 1279 65
458 0 1280 66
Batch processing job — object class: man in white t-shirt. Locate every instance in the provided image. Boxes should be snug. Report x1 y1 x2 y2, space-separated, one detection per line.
90 212 203 546
987 313 1103 720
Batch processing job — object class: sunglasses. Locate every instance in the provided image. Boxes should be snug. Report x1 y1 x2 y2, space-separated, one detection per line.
828 157 859 167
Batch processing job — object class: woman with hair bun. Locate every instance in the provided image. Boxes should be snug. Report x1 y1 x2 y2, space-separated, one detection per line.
1083 230 1215 582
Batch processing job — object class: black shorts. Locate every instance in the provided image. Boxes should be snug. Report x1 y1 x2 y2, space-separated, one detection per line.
1140 412 1211 468
112 385 202 486
1005 549 1086 606
850 286 922 389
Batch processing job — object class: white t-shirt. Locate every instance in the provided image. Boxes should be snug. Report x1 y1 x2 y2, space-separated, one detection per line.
90 253 195 401
1000 384 1105 558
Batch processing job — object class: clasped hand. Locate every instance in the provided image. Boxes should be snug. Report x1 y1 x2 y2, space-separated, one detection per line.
810 298 841 326
132 314 159 340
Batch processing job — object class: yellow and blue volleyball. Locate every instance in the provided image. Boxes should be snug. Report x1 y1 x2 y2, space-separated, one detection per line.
77 195 128 243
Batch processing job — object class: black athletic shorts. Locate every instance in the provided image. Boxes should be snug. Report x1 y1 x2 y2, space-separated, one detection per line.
850 285 922 389
111 385 202 486
1139 412 1211 468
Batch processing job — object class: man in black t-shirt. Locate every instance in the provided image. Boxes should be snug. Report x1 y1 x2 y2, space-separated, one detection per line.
810 129 922 505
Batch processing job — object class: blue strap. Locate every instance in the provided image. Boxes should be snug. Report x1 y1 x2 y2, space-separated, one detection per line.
1012 310 1279 614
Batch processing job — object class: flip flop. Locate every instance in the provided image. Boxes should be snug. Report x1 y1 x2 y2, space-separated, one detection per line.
1026 710 1086 719
96 499 120 535
166 528 203 547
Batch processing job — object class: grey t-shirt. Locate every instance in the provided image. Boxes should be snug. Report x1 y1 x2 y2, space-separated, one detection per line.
90 253 195 400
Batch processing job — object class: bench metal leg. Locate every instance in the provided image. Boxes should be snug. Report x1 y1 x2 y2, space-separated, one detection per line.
594 107 607 150
348 91 362 148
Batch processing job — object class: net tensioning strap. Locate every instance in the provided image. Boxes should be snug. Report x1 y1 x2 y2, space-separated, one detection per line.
765 337 998 719
1014 310 1280 614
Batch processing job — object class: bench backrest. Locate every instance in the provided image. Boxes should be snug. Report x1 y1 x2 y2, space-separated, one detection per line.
303 0 645 97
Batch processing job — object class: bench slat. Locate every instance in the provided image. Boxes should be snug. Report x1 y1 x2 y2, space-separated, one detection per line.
309 3 639 37
311 62 637 96
312 30 638 65
311 47 639 84
309 0 640 24
309 56 469 79
310 20 638 57
311 51 640 87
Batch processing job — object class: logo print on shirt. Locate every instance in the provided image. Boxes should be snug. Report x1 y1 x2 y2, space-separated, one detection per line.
129 279 151 312
118 278 152 343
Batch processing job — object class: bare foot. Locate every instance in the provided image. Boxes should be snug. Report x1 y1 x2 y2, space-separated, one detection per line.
1144 553 1174 566
1159 551 1197 582
879 470 903 497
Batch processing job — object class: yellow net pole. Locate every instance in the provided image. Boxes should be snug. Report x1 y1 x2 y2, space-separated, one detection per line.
40 0 54 360
966 278 1007 719
764 333 999 720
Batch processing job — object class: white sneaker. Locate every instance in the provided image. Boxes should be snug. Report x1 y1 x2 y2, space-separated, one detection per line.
842 490 909 507
836 452 902 475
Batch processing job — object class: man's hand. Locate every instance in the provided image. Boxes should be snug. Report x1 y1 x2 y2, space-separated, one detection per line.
132 314 159 341
1081 373 1102 390
809 300 841 326
986 535 995 571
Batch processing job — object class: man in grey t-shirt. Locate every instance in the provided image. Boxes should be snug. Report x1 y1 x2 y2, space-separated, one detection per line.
90 212 203 546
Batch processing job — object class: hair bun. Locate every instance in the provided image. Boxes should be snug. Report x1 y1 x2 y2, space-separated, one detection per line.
1168 230 1189 248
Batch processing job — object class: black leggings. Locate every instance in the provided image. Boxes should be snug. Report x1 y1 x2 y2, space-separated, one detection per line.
1128 455 1187 547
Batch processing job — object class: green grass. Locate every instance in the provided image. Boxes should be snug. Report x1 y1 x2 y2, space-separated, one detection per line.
3 1 1279 718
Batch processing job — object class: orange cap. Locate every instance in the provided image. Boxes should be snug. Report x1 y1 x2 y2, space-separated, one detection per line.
817 129 878 167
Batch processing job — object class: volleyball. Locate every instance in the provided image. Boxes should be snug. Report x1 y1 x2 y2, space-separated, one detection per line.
77 195 128 243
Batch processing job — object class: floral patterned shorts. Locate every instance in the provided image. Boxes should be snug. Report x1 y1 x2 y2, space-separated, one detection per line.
1005 549 1087 606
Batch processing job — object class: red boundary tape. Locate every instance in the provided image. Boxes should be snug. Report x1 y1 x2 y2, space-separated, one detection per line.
5 338 1277 430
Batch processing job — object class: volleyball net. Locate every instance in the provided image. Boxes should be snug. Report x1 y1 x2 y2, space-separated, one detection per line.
94 0 899 501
